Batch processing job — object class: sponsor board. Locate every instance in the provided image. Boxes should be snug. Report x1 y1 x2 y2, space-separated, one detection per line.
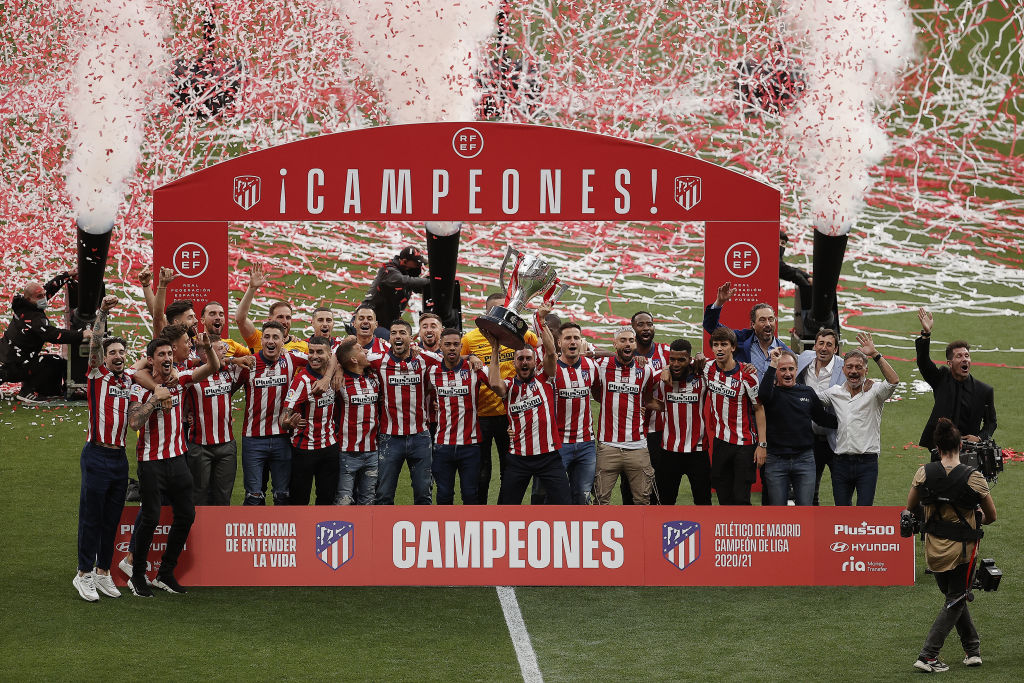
111 506 912 587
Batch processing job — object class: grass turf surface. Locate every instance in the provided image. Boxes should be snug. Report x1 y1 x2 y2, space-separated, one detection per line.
1 294 1020 681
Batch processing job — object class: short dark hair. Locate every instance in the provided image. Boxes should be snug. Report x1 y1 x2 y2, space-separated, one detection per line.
749 303 774 324
945 340 969 360
102 337 127 353
268 301 292 317
312 306 333 316
815 327 839 345
933 417 962 453
419 312 442 324
843 349 868 365
337 337 360 366
559 322 582 336
200 301 223 316
146 338 171 357
710 326 737 347
669 338 692 353
485 292 504 307
631 311 654 324
261 321 286 336
164 300 194 324
354 304 376 317
390 319 412 334
161 323 190 344
543 313 561 331
308 335 332 349
440 327 462 340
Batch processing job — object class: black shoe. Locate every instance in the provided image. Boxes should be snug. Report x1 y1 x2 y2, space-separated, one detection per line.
128 575 153 598
153 573 187 594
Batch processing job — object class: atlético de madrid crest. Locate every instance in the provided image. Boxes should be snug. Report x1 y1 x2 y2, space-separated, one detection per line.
674 176 701 211
233 175 261 210
663 520 701 571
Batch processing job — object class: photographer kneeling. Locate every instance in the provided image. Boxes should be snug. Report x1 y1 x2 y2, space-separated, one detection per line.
906 418 996 673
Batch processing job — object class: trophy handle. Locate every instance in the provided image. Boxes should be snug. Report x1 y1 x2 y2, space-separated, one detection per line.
542 278 568 305
497 246 522 297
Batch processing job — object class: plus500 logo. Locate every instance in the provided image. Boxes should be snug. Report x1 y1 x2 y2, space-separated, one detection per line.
834 522 895 536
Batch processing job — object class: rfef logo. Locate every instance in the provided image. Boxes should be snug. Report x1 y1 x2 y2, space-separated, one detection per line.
674 176 701 210
316 521 354 570
173 241 209 278
724 241 760 278
233 175 261 210
452 127 484 159
663 521 700 571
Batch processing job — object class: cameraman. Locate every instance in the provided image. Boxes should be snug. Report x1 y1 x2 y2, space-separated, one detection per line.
906 418 996 673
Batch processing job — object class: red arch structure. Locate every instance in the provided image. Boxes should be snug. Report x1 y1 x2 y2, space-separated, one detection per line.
153 122 780 334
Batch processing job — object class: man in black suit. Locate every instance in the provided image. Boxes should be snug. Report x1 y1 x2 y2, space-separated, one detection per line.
916 308 997 451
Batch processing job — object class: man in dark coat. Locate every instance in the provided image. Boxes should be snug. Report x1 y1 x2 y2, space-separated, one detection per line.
0 270 89 402
361 246 430 334
916 308 996 450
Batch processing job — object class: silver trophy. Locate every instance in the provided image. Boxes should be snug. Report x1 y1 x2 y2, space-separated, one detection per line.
475 246 568 350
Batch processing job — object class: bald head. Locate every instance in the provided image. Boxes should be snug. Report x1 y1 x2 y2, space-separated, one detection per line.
23 283 45 305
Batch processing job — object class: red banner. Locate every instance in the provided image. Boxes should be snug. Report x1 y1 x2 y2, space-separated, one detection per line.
151 220 229 336
114 506 912 587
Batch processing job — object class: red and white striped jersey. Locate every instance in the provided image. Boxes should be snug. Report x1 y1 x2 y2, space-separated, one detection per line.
553 357 597 444
337 371 381 452
131 370 193 462
503 373 561 456
185 365 242 445
363 337 391 355
284 367 338 450
640 343 669 433
594 357 654 444
703 362 760 445
661 373 705 453
86 365 133 447
238 351 307 438
368 352 438 436
427 360 489 446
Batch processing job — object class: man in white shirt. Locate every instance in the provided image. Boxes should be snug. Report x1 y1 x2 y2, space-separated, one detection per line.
818 331 900 506
796 328 845 504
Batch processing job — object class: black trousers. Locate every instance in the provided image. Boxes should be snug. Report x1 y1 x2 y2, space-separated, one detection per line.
290 444 341 506
477 415 511 504
498 452 571 505
6 354 66 396
812 435 835 506
134 456 195 579
622 432 664 504
710 438 756 505
657 450 712 505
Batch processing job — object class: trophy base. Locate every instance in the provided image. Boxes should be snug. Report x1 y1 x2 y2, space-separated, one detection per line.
475 306 529 351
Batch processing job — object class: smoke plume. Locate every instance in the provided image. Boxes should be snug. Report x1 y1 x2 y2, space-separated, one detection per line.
334 0 499 123
781 0 915 236
64 0 167 234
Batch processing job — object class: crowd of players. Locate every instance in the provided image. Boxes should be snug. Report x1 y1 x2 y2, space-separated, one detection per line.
1 248 996 600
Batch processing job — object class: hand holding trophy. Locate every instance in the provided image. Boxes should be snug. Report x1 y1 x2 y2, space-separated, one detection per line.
475 246 567 350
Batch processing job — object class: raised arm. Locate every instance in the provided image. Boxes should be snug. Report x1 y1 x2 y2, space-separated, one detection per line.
703 282 731 334
138 266 157 324
235 262 267 343
539 319 557 378
88 295 118 370
153 266 178 336
188 333 222 384
482 331 507 399
915 307 940 385
857 331 899 385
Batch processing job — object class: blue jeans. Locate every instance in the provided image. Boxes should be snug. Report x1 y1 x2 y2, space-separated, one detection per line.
241 435 292 505
764 450 816 506
433 444 481 505
831 453 878 506
335 451 378 505
375 431 432 505
559 441 596 505
78 443 129 572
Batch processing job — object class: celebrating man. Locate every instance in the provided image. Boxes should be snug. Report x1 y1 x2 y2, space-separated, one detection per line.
334 337 382 505
552 322 598 504
655 339 711 505
703 281 790 377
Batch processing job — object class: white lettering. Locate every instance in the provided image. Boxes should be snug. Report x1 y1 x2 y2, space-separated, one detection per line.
527 521 551 569
393 521 415 569
502 169 520 215
540 169 561 214
553 521 579 569
601 522 624 568
417 521 442 568
468 169 482 215
483 521 506 568
581 169 595 214
508 520 526 569
614 169 631 214
380 169 412 214
432 169 449 214
307 168 324 214
583 521 600 569
446 520 480 568
344 169 362 214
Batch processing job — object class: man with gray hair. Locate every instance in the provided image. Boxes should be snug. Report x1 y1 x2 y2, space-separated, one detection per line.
817 331 900 506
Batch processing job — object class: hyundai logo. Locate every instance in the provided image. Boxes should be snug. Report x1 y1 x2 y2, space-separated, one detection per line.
830 542 849 553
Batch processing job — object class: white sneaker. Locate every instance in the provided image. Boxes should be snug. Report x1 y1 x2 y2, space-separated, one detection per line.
73 572 100 602
118 556 133 578
94 572 121 598
963 655 982 667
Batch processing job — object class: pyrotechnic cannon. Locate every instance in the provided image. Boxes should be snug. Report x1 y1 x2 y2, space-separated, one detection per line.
71 220 113 328
423 221 463 330
793 227 847 348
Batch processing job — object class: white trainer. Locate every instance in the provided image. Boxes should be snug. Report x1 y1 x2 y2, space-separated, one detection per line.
963 655 982 667
94 572 121 598
73 572 100 602
118 556 133 578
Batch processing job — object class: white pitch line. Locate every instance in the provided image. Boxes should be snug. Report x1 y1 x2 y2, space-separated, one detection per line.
496 586 544 683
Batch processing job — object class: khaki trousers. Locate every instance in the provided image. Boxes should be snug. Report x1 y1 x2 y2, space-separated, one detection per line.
593 443 654 505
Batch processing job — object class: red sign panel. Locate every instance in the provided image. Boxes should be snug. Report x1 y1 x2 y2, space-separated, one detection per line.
113 506 912 587
151 221 229 336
